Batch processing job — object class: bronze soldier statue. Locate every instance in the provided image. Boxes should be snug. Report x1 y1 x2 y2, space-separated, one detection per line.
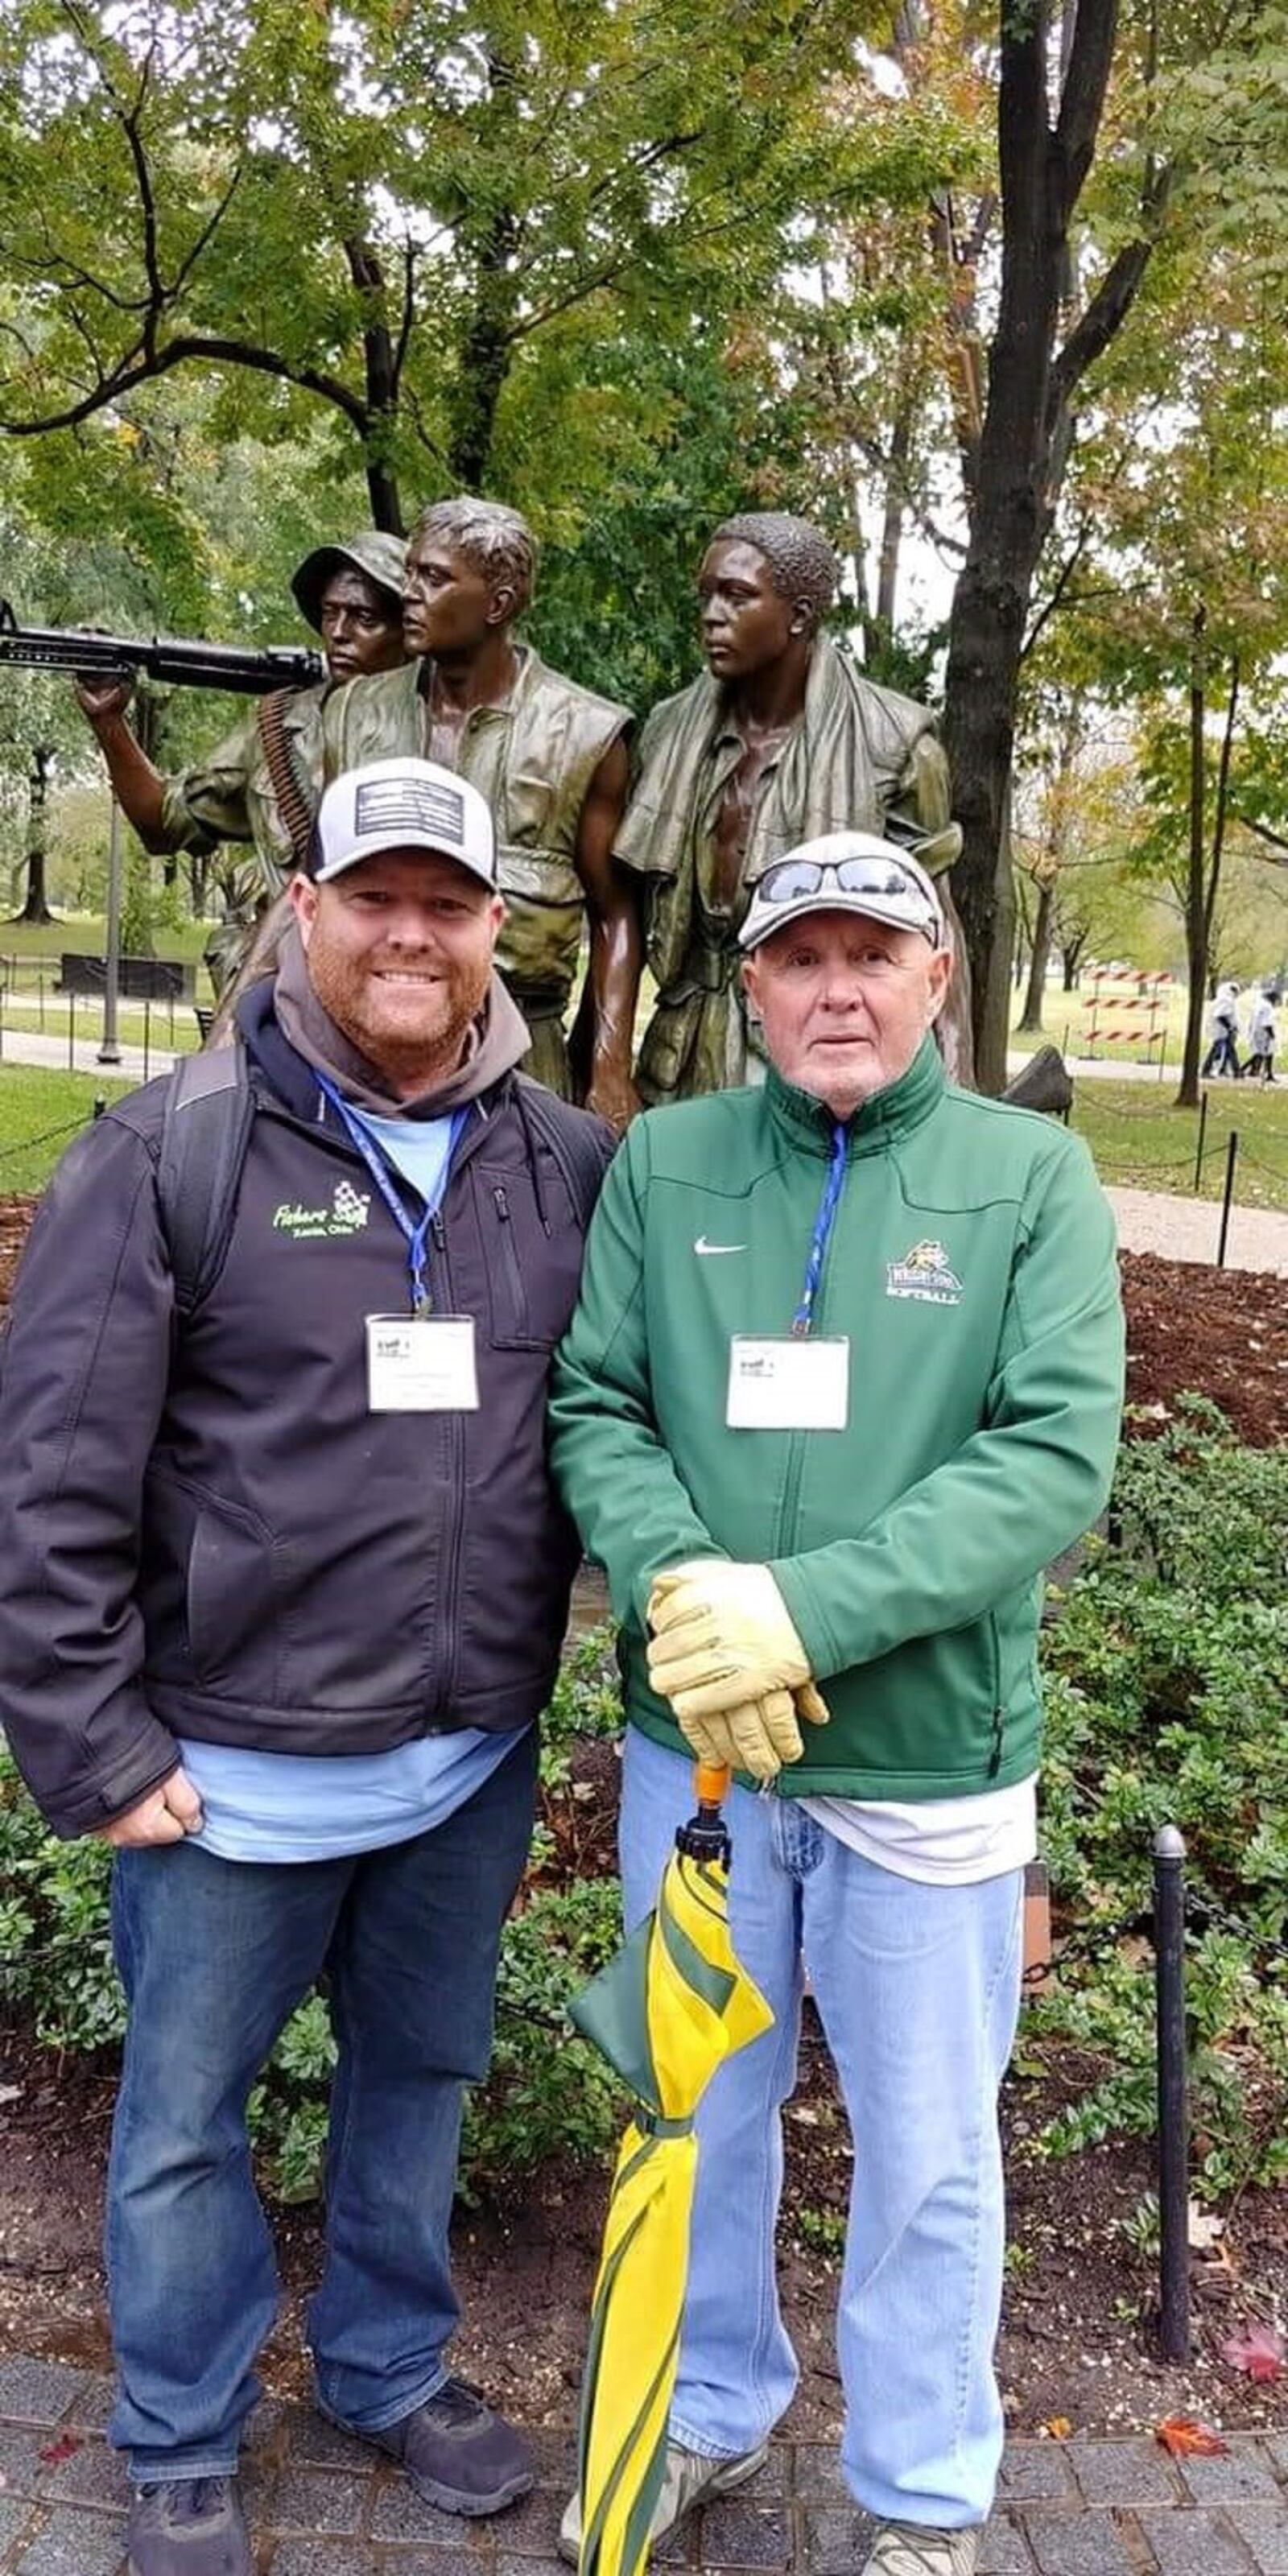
322 498 639 1129
74 533 408 989
617 510 965 1100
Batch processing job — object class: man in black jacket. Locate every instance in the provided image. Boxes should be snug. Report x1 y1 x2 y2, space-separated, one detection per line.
0 757 613 2576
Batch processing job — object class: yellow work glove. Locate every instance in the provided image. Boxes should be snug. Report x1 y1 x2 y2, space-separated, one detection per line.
646 1562 830 1772
675 1686 803 1781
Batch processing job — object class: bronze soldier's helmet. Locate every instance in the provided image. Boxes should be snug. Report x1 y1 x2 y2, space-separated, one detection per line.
291 531 408 632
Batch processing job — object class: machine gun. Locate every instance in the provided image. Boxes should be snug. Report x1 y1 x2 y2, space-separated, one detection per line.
0 601 324 696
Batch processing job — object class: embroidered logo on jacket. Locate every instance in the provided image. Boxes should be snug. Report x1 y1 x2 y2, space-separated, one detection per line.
886 1237 963 1305
273 1181 371 1240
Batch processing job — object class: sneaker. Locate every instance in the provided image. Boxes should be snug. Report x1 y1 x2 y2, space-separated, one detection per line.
361 2378 534 2516
127 2477 250 2576
861 2522 981 2576
558 2439 769 2565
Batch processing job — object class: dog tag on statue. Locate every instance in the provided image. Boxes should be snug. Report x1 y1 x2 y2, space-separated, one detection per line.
725 1335 849 1430
365 1315 479 1412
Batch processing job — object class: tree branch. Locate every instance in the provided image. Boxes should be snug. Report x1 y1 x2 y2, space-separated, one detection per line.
1021 517 1092 660
0 334 367 436
1046 230 1155 425
170 163 242 297
1054 0 1120 217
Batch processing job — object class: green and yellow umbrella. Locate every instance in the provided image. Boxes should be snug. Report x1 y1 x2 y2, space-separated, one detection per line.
569 1761 773 2576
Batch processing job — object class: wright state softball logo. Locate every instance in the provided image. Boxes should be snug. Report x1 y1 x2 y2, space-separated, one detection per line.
886 1237 963 1305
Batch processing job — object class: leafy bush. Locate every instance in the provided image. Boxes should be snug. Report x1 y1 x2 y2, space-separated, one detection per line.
1032 1398 1288 2194
0 1626 627 2205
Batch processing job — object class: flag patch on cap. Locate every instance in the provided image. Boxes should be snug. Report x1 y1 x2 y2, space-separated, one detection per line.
353 775 465 848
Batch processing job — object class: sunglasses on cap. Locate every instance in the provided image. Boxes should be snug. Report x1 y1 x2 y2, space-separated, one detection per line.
756 853 941 931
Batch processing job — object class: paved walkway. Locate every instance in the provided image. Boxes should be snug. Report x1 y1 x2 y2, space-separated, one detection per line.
1106 1185 1288 1275
1 2364 1286 2576
0 1029 180 1083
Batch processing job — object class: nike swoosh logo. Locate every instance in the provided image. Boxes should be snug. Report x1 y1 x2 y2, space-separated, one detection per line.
694 1236 746 1256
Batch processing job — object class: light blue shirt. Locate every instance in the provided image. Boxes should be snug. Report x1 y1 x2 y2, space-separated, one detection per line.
177 1100 514 1863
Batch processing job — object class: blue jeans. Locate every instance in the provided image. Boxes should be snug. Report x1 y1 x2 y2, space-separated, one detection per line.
106 1731 536 2480
621 1730 1023 2532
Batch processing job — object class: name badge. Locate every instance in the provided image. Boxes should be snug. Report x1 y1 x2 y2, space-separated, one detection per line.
365 1315 479 1413
726 1335 849 1431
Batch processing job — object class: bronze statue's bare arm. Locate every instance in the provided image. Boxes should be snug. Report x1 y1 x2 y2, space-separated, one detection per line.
572 734 641 1133
73 677 172 852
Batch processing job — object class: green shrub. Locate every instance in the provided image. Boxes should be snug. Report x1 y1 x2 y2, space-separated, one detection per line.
0 1633 627 2207
1032 1398 1288 2194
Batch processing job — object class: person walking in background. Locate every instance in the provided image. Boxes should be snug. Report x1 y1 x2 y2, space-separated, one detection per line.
1246 984 1278 1083
1201 979 1242 1079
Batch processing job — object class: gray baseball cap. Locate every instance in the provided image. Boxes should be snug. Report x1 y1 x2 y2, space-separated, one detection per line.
740 832 945 952
291 531 408 632
308 758 497 889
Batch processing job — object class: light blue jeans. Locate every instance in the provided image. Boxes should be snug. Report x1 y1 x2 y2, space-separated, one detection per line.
620 1729 1023 2532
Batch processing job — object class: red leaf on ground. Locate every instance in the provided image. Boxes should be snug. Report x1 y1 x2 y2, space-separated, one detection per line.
1156 2416 1229 2458
1220 2323 1286 2382
37 2433 81 2467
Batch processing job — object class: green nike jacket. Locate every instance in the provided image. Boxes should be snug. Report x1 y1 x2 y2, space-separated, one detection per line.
547 1037 1125 1800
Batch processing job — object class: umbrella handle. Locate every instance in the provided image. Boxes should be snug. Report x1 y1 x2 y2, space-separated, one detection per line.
676 1761 733 1864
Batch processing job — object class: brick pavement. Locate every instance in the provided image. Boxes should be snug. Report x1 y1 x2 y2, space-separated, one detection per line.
2 2362 1287 2575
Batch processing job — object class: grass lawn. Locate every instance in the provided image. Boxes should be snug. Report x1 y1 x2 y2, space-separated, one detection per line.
0 1066 132 1192
0 914 212 966
1071 1075 1288 1212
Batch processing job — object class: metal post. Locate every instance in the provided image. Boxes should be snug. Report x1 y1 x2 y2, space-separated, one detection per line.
98 797 123 1067
1216 1130 1237 1269
1154 1825 1190 2362
1192 1092 1208 1193
142 995 151 1083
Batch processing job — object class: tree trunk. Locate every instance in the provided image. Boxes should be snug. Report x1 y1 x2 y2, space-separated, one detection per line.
345 237 405 534
16 743 54 923
448 204 521 490
942 0 1137 1093
1174 606 1206 1109
876 396 913 635
1018 877 1056 1030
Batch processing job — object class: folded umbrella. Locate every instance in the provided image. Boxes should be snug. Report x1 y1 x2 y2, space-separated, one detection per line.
570 1761 773 2576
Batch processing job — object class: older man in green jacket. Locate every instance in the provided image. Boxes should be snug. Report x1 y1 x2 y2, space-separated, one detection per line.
548 833 1125 2576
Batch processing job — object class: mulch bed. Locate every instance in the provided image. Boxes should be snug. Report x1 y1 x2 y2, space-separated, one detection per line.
1120 1250 1288 1446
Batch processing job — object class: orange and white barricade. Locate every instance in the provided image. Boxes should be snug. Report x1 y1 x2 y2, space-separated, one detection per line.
1084 965 1171 1060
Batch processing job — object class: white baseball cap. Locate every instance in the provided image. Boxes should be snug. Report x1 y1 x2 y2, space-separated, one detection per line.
308 758 497 888
739 831 945 952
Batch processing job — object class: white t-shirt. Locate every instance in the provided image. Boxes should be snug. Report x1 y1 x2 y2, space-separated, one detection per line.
801 1777 1037 1885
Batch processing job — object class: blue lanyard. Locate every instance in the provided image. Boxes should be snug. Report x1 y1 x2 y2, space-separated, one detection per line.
791 1121 848 1337
315 1074 466 1315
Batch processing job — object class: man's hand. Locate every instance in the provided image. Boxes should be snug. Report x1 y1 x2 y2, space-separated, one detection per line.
673 1686 809 1781
646 1560 830 1751
75 674 134 726
95 1767 203 1847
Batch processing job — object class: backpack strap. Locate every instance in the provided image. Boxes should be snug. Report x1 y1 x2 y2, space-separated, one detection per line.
514 1076 614 1232
156 1046 256 1318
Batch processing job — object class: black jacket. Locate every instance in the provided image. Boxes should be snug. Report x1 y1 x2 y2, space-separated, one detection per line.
0 987 613 1838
